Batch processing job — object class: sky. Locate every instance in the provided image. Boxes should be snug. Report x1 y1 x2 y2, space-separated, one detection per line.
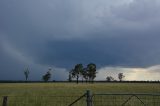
1 0 160 81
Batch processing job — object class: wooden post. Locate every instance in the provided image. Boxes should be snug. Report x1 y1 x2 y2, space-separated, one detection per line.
86 90 92 106
2 96 8 106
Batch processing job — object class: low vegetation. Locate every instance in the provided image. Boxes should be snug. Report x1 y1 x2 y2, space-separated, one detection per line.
0 83 160 106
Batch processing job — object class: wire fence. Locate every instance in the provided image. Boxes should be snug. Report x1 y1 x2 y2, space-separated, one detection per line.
1 95 86 106
1 91 160 106
92 93 160 106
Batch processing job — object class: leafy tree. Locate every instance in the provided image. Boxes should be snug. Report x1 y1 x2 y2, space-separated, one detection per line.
87 63 97 83
118 73 125 81
42 69 51 82
24 68 29 81
82 68 89 83
106 76 114 82
71 64 83 84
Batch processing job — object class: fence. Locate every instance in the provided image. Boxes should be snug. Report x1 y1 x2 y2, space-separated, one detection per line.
1 91 160 106
1 95 86 106
92 93 160 106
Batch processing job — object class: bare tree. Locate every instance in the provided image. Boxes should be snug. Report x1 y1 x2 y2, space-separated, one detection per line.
24 68 29 81
68 70 72 82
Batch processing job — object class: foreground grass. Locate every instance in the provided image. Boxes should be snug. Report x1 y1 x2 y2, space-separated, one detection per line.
0 83 160 106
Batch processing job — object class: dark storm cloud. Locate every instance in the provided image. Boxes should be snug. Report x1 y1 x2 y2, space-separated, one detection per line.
1 0 160 80
40 34 160 68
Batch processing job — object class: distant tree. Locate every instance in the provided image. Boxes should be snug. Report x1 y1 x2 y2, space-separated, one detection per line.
118 73 125 81
24 68 29 81
106 76 114 82
42 69 52 82
82 68 89 83
68 70 72 82
71 64 83 84
87 63 97 83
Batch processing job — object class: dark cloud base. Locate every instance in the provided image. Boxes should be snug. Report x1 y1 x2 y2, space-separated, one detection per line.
1 0 160 80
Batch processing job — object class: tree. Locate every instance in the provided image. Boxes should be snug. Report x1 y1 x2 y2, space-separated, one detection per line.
82 68 89 83
68 70 72 82
87 63 97 83
42 69 51 82
71 64 83 84
106 76 114 82
118 73 125 81
24 68 29 81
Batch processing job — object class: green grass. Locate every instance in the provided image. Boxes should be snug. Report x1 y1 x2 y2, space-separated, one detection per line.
0 83 160 106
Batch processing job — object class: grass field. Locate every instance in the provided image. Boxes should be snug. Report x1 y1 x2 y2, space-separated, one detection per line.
0 83 160 106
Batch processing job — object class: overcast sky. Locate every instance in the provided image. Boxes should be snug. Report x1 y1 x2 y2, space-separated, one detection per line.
1 0 160 81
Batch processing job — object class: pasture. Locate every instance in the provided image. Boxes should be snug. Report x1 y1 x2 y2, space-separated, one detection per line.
0 83 160 106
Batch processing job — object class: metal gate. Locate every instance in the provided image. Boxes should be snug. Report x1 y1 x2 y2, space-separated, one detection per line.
92 93 160 106
2 91 160 106
69 91 160 106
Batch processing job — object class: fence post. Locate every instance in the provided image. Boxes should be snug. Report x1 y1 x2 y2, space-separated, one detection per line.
86 90 92 106
2 96 8 106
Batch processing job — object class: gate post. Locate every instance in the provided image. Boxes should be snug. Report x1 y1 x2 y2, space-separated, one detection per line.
2 96 8 106
86 90 92 106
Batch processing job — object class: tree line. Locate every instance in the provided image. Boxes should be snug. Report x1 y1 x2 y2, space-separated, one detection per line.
24 67 52 82
23 63 125 83
106 73 125 82
69 63 97 84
